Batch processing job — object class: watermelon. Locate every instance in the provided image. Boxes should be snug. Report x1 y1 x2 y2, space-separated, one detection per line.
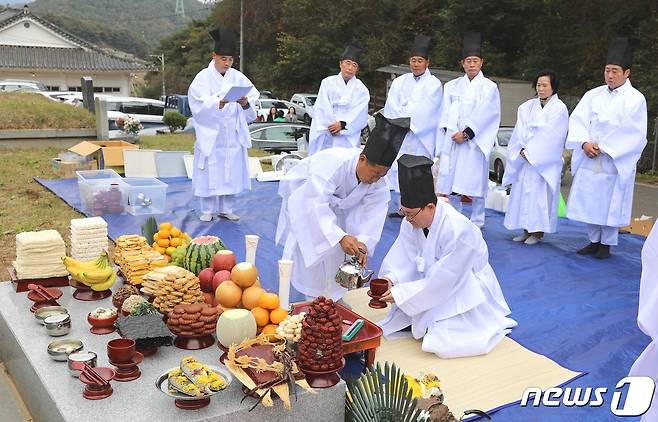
184 235 225 275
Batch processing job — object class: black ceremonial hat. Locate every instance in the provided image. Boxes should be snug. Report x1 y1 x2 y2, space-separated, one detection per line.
398 154 436 209
410 34 433 59
462 31 481 59
340 43 363 64
606 37 632 69
209 28 236 56
362 113 410 167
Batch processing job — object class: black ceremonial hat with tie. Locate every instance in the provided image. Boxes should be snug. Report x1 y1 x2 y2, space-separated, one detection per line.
362 113 410 167
398 154 436 209
461 31 481 59
606 37 632 69
340 43 363 64
209 28 236 56
410 34 433 59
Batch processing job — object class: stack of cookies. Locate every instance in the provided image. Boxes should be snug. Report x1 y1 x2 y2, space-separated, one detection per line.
114 235 168 285
70 217 108 261
150 266 204 314
166 303 219 338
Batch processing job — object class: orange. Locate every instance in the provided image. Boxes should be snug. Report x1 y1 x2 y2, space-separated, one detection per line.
153 233 159 241
156 238 170 248
158 229 171 239
159 222 173 230
152 241 158 249
257 292 280 310
262 324 278 335
162 254 171 262
165 246 176 256
170 237 182 247
251 307 270 327
156 246 167 254
269 308 288 325
170 227 181 237
241 286 265 310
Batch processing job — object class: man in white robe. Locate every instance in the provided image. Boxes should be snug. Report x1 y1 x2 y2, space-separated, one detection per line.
503 70 568 244
276 114 409 301
378 154 516 358
308 44 370 155
567 38 647 259
629 223 658 420
384 34 443 217
188 28 259 222
435 32 500 228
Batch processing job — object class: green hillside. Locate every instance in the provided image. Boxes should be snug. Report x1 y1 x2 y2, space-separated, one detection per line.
28 0 210 56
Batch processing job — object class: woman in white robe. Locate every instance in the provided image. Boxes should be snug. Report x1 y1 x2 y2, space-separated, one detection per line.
188 29 259 221
629 223 658 420
503 70 568 244
435 33 501 228
276 115 408 300
379 154 516 358
308 45 370 155
566 38 647 259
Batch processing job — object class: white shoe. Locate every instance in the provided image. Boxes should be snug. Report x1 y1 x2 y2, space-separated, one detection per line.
512 232 530 242
524 236 541 245
219 212 240 221
199 213 213 222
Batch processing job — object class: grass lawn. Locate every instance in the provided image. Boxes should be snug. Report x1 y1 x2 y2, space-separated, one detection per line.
0 93 95 130
0 134 273 273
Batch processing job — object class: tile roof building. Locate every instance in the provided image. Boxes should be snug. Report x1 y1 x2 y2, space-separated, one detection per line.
0 6 147 95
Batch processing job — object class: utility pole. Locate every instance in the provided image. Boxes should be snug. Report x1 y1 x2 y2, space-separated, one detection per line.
239 0 244 73
175 0 186 18
148 54 165 99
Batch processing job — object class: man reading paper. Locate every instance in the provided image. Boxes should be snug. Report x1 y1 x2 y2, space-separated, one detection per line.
188 28 259 222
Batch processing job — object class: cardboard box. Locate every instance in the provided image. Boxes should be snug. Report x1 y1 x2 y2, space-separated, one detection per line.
619 216 655 237
51 158 97 178
68 141 138 172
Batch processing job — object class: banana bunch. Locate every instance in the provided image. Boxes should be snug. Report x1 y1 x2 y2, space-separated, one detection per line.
62 251 117 291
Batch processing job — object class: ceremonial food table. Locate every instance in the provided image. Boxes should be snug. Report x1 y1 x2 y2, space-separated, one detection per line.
0 283 345 422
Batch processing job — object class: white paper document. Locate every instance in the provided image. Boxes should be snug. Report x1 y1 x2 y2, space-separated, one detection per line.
222 85 253 102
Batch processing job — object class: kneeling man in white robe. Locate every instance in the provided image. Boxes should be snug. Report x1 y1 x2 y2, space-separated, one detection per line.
276 114 409 301
378 154 516 358
567 37 647 259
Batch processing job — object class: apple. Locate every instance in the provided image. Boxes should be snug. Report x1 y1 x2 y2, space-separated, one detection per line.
198 268 216 293
212 270 232 291
212 249 237 272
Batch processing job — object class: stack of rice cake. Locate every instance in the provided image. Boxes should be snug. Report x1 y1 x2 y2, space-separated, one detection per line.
148 266 204 314
13 230 68 279
70 217 108 261
114 235 167 285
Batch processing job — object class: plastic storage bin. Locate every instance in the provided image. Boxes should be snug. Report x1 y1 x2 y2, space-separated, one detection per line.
76 169 127 215
123 177 168 215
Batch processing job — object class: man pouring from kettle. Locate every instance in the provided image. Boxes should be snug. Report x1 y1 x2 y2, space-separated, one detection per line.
275 113 410 301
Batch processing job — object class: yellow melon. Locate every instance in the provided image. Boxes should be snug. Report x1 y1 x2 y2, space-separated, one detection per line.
231 262 258 288
215 280 242 308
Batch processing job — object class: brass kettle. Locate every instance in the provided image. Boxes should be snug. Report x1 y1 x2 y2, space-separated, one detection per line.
335 255 374 290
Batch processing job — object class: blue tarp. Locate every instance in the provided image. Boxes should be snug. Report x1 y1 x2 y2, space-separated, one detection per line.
35 177 650 421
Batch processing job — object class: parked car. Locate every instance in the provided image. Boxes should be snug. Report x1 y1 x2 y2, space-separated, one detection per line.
249 122 310 152
489 127 513 183
0 79 46 92
255 99 308 123
289 93 317 124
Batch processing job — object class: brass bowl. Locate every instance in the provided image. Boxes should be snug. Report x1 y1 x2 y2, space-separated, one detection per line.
47 339 83 362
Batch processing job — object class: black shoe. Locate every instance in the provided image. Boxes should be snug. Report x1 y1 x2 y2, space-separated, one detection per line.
388 211 403 218
577 242 600 255
595 244 611 259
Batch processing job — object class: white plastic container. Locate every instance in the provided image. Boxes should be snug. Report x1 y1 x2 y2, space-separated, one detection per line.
123 177 168 215
76 169 127 215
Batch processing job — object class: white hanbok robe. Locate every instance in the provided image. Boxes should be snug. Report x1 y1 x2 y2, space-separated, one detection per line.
384 69 443 191
629 223 658 420
378 200 516 358
436 71 501 198
275 148 390 300
503 95 568 233
308 74 370 155
566 79 647 227
188 62 259 198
